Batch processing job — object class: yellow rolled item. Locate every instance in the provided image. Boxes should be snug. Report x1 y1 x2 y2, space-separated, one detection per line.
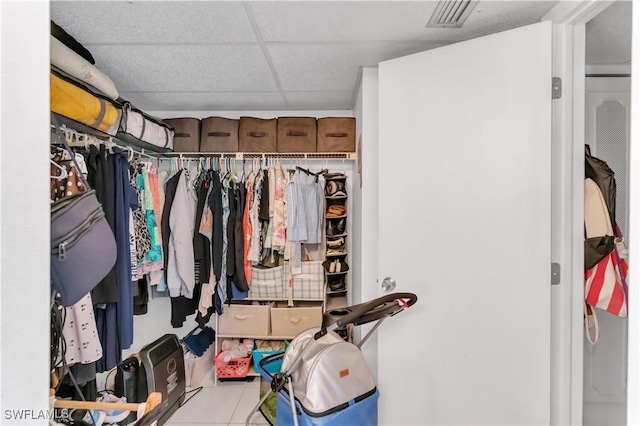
50 72 120 133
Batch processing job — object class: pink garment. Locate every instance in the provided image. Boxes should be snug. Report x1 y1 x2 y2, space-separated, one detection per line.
243 178 254 285
272 162 288 250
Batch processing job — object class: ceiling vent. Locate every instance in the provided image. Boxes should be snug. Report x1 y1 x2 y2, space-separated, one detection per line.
426 0 478 28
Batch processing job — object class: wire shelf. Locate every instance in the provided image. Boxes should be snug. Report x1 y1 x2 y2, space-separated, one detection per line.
160 152 356 160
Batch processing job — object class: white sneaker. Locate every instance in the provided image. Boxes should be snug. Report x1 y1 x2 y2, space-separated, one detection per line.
97 394 130 424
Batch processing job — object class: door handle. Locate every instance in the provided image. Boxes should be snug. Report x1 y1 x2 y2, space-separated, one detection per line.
381 277 396 292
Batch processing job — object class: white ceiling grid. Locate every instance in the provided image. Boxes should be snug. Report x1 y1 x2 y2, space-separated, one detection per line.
50 1 629 112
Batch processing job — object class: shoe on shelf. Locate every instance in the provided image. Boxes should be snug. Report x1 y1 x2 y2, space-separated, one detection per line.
328 275 346 291
327 236 345 248
326 204 347 217
325 180 347 197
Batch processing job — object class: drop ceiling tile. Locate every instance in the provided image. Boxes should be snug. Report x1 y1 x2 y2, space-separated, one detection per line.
268 42 444 91
250 1 438 42
284 91 354 110
120 92 286 112
249 1 557 43
50 1 257 44
88 45 277 92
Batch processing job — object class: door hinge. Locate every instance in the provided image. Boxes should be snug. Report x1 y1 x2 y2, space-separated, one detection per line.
552 77 562 100
551 263 561 285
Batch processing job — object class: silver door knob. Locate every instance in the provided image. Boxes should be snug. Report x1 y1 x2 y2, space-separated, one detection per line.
381 277 396 292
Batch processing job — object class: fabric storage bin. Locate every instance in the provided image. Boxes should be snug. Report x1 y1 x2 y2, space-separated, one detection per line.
248 266 286 299
164 117 201 152
200 116 239 152
118 102 174 152
50 70 122 136
317 117 356 152
252 340 287 376
218 301 272 337
183 341 215 387
270 302 323 337
239 117 277 152
276 117 317 152
288 261 325 300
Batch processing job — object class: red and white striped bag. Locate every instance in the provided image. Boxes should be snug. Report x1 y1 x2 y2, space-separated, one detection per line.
585 248 627 318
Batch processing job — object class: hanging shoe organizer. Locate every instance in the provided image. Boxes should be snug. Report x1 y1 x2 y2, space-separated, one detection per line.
324 173 349 304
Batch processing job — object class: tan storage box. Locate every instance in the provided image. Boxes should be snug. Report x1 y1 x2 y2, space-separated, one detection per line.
317 117 356 152
218 302 271 337
277 117 317 152
200 116 239 152
270 301 323 337
164 117 201 152
239 117 277 152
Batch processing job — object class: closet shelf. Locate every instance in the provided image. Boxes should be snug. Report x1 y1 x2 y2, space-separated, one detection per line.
218 334 298 340
163 152 356 160
326 295 348 311
51 113 172 154
244 297 324 302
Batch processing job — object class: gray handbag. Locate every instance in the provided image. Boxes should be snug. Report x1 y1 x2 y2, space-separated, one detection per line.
51 125 117 306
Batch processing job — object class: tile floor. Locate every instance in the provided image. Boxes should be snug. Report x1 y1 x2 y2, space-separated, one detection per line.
166 369 269 426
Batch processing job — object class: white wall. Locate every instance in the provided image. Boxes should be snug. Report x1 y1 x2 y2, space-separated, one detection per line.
354 67 380 380
0 1 50 423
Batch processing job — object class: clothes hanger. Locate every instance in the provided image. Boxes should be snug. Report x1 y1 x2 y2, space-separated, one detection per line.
52 389 162 416
50 156 68 180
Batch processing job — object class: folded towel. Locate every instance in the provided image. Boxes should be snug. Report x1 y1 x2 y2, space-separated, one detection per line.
182 326 215 357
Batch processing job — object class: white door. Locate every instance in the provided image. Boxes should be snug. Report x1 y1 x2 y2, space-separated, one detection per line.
377 21 552 425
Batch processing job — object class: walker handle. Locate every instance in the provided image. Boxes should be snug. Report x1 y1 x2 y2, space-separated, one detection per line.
333 292 417 328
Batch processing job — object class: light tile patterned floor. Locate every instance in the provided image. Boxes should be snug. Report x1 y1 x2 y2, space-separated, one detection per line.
166 369 269 426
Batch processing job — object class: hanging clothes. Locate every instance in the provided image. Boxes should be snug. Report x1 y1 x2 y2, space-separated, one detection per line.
286 169 323 266
136 165 163 273
129 160 152 278
226 182 237 283
167 169 197 299
268 165 276 217
193 172 211 286
218 179 231 305
259 168 270 221
50 152 102 368
197 177 216 322
272 162 288 251
232 182 248 291
161 169 183 281
243 177 254 285
95 303 120 372
111 147 136 352
50 149 85 201
165 168 199 328
87 145 118 304
208 170 224 291
248 171 264 264
133 278 149 315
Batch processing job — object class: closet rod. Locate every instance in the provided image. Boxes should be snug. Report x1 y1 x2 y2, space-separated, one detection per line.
159 152 356 160
51 124 159 161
